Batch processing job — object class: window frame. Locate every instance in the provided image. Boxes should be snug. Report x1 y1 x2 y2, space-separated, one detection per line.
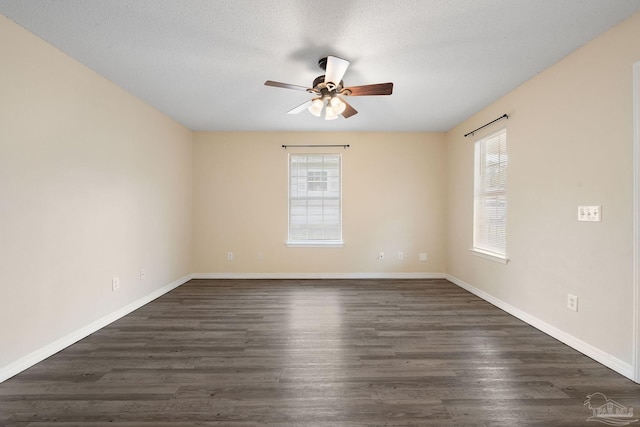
286 153 344 247
471 127 508 263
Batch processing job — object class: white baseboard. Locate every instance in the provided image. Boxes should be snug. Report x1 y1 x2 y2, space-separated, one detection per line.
192 272 446 280
0 273 193 384
446 274 634 381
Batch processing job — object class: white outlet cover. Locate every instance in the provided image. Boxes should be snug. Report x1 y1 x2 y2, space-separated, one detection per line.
567 294 578 311
419 253 428 261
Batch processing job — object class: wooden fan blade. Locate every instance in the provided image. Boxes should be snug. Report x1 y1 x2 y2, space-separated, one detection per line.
341 99 358 118
287 100 313 114
343 82 393 96
324 56 350 86
265 80 311 91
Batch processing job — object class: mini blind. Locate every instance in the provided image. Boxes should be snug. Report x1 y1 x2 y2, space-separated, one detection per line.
473 128 507 257
288 154 342 244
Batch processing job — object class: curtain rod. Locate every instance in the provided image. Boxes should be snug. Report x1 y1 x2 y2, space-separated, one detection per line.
464 114 509 137
282 144 350 149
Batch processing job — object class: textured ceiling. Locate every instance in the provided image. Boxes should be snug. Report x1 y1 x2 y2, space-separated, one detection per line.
2 0 640 132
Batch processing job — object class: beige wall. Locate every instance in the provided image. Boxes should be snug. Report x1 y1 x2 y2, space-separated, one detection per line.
0 15 193 370
446 13 640 365
193 132 446 275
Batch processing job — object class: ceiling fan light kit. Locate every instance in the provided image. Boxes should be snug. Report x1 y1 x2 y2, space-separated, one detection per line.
265 55 393 120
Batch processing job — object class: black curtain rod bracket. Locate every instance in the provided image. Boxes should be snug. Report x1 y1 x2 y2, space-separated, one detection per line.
464 114 509 138
282 144 350 149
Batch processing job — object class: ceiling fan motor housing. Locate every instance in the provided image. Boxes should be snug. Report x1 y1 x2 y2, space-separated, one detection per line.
312 75 344 92
312 75 325 88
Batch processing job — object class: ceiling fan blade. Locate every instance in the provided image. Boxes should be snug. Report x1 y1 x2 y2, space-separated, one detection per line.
287 100 313 114
341 99 358 118
324 56 350 86
343 82 393 96
265 80 311 91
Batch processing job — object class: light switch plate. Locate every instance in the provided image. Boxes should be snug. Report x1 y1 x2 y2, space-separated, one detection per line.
578 206 601 222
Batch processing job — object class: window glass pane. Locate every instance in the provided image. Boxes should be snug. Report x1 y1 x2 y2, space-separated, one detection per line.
474 129 507 256
289 154 342 243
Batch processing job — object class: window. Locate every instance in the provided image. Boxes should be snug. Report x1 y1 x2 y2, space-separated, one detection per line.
288 153 342 246
473 128 507 261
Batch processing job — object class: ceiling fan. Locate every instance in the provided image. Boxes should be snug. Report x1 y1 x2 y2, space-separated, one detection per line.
265 56 393 120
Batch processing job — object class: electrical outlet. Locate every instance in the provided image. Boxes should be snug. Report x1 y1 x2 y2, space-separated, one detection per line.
140 269 146 280
379 252 385 260
258 252 264 261
567 294 578 312
398 252 404 260
227 252 234 261
419 253 428 262
112 277 120 291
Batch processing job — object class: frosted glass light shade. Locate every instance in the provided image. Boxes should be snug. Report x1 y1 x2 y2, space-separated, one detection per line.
325 106 338 120
308 99 323 117
330 97 346 115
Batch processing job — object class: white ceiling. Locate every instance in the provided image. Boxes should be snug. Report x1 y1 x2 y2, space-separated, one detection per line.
2 0 640 132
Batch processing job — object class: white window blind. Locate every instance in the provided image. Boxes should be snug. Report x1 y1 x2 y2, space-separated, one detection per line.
288 154 342 245
473 128 507 258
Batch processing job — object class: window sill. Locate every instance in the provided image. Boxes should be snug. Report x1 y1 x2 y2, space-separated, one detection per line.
286 241 344 248
469 248 509 264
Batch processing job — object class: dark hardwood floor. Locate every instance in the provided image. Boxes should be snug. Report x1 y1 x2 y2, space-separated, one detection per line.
1 279 639 426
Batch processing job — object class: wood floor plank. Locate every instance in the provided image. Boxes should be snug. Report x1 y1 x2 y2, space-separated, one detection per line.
1 278 638 425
